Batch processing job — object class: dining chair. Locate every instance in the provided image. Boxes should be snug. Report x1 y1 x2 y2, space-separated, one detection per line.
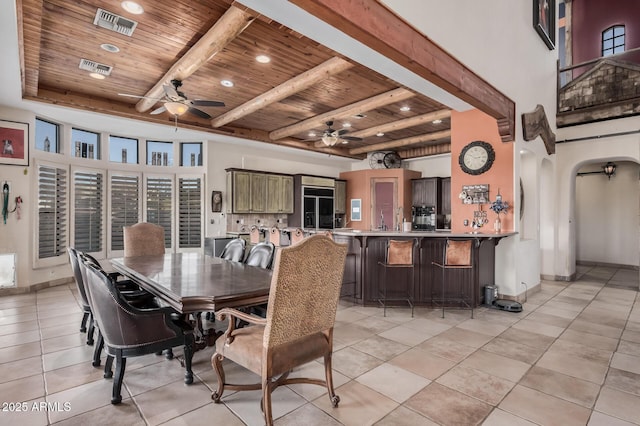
211 234 347 426
269 226 281 247
220 238 246 262
83 261 195 405
67 247 95 344
249 225 261 245
244 241 275 269
123 222 165 257
377 239 416 317
432 239 475 318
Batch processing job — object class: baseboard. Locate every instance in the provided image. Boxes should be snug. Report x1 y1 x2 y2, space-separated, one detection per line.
497 281 541 304
577 260 639 270
0 277 73 296
541 273 576 282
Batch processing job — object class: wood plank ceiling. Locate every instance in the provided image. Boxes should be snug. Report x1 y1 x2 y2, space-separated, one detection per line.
19 0 458 160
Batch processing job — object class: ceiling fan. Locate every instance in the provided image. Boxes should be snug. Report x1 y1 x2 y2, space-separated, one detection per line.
119 79 225 119
309 121 363 146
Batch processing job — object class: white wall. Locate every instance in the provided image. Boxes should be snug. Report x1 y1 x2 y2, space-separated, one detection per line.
575 161 639 267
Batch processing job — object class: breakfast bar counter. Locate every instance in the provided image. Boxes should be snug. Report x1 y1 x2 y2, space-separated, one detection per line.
327 230 516 308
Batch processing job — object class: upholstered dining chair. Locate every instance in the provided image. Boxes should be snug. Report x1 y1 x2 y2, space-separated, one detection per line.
268 226 281 247
123 222 165 257
211 234 347 425
83 261 195 405
220 238 246 262
67 247 95 344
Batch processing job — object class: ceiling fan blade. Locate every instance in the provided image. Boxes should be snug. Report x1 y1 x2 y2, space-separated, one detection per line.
341 135 363 141
150 105 167 115
190 99 225 107
187 107 211 119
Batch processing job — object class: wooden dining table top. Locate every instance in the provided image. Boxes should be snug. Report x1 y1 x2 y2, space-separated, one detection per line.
111 252 273 314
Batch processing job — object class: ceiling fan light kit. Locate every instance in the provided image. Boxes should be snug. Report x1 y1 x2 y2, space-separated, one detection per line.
164 101 188 116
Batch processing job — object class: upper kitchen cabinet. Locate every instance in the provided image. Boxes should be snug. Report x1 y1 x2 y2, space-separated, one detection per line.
441 177 451 216
226 169 293 214
266 174 294 214
334 180 346 214
412 177 440 207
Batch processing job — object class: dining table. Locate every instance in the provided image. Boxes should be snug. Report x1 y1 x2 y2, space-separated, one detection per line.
111 252 273 347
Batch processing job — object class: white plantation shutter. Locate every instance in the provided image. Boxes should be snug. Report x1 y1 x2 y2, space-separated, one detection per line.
178 177 202 248
110 174 140 251
146 177 173 248
73 170 104 252
38 164 67 259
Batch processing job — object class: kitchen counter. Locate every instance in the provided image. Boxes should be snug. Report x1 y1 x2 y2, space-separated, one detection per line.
330 229 516 238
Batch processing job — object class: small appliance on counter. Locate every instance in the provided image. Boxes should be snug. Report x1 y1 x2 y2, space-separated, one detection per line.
412 205 436 231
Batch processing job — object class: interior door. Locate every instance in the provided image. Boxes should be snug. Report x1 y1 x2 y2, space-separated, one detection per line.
371 178 397 230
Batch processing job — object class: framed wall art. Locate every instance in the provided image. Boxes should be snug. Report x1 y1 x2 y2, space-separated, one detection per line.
534 0 556 50
0 120 29 166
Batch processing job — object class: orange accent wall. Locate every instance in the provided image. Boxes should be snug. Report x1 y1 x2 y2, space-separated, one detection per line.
339 168 421 230
450 110 514 233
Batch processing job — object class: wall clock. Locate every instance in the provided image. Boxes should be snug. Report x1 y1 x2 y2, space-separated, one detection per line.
458 141 495 175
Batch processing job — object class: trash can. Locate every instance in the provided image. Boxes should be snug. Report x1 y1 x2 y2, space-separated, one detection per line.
484 285 498 305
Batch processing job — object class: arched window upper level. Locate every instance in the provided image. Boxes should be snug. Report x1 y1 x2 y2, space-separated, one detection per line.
602 25 625 57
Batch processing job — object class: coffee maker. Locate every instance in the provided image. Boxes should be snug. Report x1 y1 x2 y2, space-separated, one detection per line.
411 205 436 231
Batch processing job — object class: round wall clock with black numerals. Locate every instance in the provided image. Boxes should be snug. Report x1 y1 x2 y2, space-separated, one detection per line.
458 140 495 175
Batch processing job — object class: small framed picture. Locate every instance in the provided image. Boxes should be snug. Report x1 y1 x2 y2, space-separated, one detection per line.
0 120 29 166
533 0 556 50
350 199 361 222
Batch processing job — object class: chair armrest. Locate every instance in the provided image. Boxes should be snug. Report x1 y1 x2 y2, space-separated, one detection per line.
216 308 267 344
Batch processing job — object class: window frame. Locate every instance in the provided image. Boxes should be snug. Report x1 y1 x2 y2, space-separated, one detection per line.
602 25 625 57
107 171 142 257
70 165 106 259
177 173 204 250
35 117 61 154
71 127 101 160
108 135 139 164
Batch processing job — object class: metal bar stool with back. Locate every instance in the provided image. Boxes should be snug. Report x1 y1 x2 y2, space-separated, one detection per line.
432 238 475 318
378 239 417 317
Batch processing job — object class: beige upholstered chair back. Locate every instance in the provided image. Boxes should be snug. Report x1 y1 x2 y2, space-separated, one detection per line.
269 227 281 247
263 234 347 348
123 222 166 257
249 225 261 245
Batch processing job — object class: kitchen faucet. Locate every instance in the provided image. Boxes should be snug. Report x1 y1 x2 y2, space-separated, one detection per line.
379 209 386 230
395 206 404 231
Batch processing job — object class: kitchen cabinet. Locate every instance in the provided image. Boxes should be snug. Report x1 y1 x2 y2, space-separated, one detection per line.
440 177 451 215
226 169 293 214
412 177 440 207
266 174 294 213
334 179 346 214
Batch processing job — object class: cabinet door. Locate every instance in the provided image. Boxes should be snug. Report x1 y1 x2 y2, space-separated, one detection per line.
334 180 346 214
232 171 251 213
440 177 451 215
423 178 438 207
250 173 267 212
265 175 282 213
281 175 294 213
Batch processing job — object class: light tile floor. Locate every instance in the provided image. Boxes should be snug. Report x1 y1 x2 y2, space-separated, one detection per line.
0 265 638 425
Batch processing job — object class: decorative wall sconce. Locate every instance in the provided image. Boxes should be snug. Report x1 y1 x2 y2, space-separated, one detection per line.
577 162 616 180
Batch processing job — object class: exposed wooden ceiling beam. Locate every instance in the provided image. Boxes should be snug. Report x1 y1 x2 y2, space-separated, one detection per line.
348 129 451 155
348 109 451 138
136 5 256 112
211 56 353 127
269 87 415 140
399 143 452 159
290 0 516 142
19 0 43 97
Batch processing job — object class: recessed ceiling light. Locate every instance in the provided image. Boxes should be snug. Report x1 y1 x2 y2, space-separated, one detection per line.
100 43 120 53
341 140 348 144
353 113 366 119
432 119 443 124
255 54 271 63
89 72 106 80
308 132 317 137
376 132 385 137
121 1 144 14
220 80 234 87
400 106 411 112
342 123 351 128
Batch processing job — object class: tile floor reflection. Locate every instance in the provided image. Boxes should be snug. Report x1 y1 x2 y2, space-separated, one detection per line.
0 265 638 425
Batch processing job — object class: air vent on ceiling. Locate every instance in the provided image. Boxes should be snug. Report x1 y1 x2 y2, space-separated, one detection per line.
79 59 113 76
93 8 138 37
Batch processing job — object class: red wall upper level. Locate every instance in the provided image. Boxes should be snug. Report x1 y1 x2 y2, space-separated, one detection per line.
572 0 640 65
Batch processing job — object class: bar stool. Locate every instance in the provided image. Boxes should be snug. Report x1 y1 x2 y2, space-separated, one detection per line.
290 228 305 245
249 225 261 245
269 227 281 247
378 239 416 317
432 239 474 318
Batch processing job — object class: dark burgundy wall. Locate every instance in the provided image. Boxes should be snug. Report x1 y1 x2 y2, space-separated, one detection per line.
572 0 640 64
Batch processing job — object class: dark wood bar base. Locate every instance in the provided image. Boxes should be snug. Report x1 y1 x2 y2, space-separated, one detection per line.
331 231 514 308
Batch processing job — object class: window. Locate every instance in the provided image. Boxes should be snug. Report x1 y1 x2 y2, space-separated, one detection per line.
146 177 173 248
147 141 173 166
109 135 138 164
178 177 202 248
37 163 67 259
73 169 104 253
110 173 140 251
180 142 202 167
602 25 625 56
72 128 100 159
35 118 60 153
